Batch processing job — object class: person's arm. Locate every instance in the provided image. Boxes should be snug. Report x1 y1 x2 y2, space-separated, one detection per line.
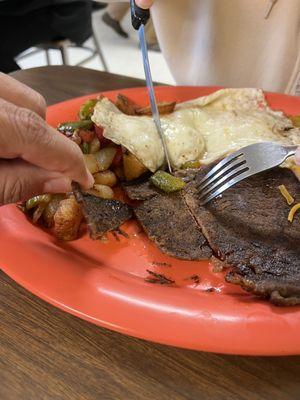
0 73 94 206
135 0 153 8
100 0 154 8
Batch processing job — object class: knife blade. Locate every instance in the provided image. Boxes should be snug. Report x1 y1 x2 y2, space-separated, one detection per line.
130 0 172 173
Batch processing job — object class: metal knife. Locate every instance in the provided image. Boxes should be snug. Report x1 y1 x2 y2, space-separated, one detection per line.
130 0 172 173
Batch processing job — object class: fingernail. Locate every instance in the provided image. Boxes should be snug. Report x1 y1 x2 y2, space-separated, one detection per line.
44 177 72 193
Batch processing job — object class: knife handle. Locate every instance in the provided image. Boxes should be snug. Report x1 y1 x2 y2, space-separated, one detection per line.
130 0 150 30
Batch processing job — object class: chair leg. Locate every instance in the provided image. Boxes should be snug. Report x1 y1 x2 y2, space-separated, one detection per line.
92 30 108 72
60 43 69 65
45 49 51 65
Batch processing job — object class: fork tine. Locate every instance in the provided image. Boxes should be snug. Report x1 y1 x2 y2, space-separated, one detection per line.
197 158 247 192
196 150 244 188
198 164 249 200
200 170 251 205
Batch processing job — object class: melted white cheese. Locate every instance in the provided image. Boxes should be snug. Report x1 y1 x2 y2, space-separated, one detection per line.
92 88 300 171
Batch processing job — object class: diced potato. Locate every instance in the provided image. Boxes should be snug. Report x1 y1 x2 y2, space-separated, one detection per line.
43 194 66 228
115 94 137 115
88 184 114 199
89 136 101 153
135 101 176 116
94 170 117 187
53 196 83 241
289 115 300 127
123 150 148 181
83 154 99 174
94 147 117 171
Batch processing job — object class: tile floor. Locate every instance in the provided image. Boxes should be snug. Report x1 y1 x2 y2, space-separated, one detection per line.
17 8 175 85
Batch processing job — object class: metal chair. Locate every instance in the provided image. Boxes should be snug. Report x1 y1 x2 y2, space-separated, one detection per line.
17 28 108 71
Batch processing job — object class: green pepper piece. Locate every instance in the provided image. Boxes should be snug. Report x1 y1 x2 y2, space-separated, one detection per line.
181 160 201 169
78 99 98 120
57 120 93 134
81 142 90 154
150 171 186 193
26 194 52 210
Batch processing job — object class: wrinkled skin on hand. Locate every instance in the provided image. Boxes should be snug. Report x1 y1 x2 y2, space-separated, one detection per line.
0 73 94 206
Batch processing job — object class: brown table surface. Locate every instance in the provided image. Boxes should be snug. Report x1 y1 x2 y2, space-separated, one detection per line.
1 66 300 400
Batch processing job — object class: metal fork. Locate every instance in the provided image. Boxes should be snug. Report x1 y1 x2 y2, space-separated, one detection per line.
197 142 298 205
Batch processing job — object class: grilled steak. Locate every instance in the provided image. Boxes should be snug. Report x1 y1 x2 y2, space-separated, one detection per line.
73 183 132 239
123 169 197 201
123 179 158 201
183 166 300 305
134 191 212 260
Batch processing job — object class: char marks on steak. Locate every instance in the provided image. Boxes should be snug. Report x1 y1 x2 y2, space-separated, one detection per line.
134 191 212 260
73 183 132 239
183 166 300 305
122 179 158 201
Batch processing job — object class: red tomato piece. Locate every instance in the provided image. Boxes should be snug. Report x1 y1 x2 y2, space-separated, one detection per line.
78 129 94 143
112 146 123 167
95 125 104 141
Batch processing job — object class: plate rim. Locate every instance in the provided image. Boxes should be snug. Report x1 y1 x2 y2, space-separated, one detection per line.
2 85 300 356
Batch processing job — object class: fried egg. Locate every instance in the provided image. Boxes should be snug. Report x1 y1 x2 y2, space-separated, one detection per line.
92 88 300 172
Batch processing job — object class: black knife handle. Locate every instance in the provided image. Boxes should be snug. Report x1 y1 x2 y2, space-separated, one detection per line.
130 0 150 30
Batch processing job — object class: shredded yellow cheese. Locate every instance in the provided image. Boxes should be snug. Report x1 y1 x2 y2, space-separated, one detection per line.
288 203 300 223
291 165 300 181
278 184 295 206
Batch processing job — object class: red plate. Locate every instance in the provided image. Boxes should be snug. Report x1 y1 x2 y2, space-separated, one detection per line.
1 86 300 355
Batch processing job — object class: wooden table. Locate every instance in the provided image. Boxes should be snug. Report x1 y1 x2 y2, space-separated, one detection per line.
1 66 300 400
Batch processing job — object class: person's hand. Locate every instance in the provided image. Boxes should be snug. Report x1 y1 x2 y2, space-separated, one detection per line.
0 73 94 206
135 0 154 9
296 148 300 165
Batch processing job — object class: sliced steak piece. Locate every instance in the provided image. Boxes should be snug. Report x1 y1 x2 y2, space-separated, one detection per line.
183 166 300 305
123 169 198 201
122 179 158 201
134 192 212 260
73 183 132 239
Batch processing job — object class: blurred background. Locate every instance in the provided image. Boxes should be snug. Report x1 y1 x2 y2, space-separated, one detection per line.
11 1 175 84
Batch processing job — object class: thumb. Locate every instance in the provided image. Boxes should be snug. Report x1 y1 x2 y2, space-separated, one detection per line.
0 159 72 206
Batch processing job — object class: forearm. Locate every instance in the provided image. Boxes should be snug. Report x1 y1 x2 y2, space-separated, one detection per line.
96 0 153 8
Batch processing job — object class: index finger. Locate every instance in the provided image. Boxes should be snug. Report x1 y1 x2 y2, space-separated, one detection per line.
0 73 46 118
0 99 94 189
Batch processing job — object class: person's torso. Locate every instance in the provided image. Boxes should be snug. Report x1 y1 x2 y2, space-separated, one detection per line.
151 0 300 93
